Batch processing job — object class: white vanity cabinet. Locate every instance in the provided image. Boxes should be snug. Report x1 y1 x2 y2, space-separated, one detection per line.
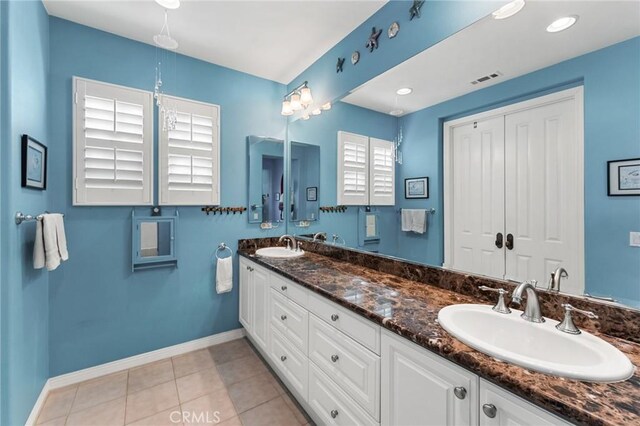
381 329 478 426
239 258 574 426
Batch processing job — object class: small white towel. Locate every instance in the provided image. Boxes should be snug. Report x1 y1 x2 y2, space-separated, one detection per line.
33 213 68 271
216 256 233 294
401 209 427 234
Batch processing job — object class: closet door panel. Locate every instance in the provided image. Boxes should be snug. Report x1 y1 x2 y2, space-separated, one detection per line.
505 98 581 293
450 116 506 279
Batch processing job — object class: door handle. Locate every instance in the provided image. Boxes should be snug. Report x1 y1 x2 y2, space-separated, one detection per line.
506 233 514 250
495 233 503 249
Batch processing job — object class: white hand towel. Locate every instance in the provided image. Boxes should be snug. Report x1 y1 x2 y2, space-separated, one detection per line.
42 213 68 271
33 219 45 269
216 256 233 294
54 214 69 261
401 209 427 234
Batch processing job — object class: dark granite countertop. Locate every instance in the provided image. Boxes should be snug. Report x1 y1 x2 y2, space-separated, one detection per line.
238 248 640 426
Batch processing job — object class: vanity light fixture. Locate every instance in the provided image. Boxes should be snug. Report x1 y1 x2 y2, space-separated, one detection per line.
546 15 578 33
280 81 313 116
321 102 332 111
492 0 525 20
155 0 180 9
396 87 413 95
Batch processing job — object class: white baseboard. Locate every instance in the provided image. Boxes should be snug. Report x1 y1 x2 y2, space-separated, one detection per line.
26 328 245 425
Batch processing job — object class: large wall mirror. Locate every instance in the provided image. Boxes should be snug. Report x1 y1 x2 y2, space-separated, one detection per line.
247 136 285 225
287 2 640 309
290 141 320 223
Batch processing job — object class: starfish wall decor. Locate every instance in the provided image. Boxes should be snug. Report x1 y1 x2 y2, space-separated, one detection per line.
336 57 345 73
409 0 425 20
365 27 382 52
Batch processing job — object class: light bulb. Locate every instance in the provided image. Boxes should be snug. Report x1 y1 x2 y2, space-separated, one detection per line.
492 0 525 20
281 100 293 116
290 94 302 111
312 108 322 116
300 87 313 106
321 102 332 110
302 114 310 121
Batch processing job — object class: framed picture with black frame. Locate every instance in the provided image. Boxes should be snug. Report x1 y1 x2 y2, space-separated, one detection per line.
405 177 429 199
306 186 318 202
608 158 640 196
21 134 47 190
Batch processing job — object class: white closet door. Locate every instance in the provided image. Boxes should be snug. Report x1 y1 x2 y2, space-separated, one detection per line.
449 116 505 279
505 98 582 294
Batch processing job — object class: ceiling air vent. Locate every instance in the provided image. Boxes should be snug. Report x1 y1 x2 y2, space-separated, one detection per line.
471 71 503 85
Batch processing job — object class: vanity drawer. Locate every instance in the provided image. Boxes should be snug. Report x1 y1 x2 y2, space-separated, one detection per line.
309 314 380 420
269 326 308 401
309 362 379 426
308 291 380 354
270 273 308 308
270 288 308 355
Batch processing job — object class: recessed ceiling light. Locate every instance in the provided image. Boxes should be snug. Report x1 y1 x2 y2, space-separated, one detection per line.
546 16 578 33
396 88 413 95
155 0 180 9
492 0 525 20
389 109 404 116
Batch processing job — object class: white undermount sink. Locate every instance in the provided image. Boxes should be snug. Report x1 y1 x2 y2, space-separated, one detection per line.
255 247 304 259
438 304 635 383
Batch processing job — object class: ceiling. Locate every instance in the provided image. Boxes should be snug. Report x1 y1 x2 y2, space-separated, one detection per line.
341 1 640 116
43 0 387 84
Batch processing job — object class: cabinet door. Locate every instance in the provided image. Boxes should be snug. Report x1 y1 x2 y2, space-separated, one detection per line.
337 131 369 205
238 259 252 332
369 138 395 206
252 265 269 351
381 331 478 426
479 379 571 426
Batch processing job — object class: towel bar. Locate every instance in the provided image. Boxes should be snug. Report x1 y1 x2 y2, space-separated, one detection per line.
396 208 436 215
15 211 65 225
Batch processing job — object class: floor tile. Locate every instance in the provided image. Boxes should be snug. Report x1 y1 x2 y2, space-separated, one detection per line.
125 381 179 424
181 389 237 425
36 416 67 426
72 371 128 413
126 406 181 426
262 369 287 395
172 349 216 378
208 338 254 365
217 416 242 426
128 359 175 393
175 366 226 403
66 396 126 426
37 385 77 424
217 352 268 385
282 393 312 425
239 396 301 426
227 373 280 413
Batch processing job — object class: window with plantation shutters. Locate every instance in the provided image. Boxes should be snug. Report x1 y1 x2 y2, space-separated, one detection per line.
369 138 395 205
73 77 154 205
337 132 395 206
337 131 369 205
159 95 220 206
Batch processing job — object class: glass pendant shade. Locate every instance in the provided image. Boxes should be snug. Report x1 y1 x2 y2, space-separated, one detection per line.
321 102 331 110
281 100 294 116
300 87 313 106
312 108 322 116
290 94 302 111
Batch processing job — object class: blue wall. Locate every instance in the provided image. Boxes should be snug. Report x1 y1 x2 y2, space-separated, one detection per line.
288 101 398 252
288 1 501 111
396 37 640 306
47 18 287 376
0 1 51 424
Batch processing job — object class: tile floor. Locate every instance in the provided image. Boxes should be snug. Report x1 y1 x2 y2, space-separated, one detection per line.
36 338 314 426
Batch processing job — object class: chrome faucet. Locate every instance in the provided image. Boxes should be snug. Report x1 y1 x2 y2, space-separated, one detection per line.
548 267 568 292
511 280 544 323
278 234 297 251
312 232 327 242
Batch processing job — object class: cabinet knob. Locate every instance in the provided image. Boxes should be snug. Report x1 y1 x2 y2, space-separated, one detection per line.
454 387 467 400
280 355 287 362
331 354 339 363
482 404 497 418
281 285 288 291
280 314 287 321
331 314 339 321
330 409 339 419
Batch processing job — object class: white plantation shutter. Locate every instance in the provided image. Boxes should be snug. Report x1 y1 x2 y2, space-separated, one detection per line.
369 138 395 205
73 77 153 205
159 95 220 205
337 131 369 205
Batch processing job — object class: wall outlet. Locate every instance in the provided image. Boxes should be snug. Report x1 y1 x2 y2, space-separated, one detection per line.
630 231 640 247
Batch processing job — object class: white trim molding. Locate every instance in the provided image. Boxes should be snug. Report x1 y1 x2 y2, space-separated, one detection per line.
26 328 245 425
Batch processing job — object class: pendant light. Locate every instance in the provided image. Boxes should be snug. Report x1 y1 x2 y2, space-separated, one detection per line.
281 81 313 116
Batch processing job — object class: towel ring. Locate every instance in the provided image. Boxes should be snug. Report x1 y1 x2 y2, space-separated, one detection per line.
216 243 233 260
